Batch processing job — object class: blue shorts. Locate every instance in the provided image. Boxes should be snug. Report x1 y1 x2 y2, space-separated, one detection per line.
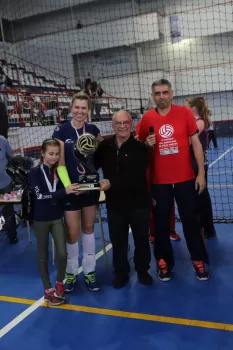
64 190 100 211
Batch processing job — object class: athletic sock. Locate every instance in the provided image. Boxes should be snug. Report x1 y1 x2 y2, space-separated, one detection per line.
66 241 79 275
82 232 96 274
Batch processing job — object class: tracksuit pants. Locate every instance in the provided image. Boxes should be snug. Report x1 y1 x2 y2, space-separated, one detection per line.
151 180 209 270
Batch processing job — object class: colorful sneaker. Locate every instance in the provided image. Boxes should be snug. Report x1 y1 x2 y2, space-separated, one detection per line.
170 230 181 241
54 282 65 300
157 259 172 282
44 288 65 306
193 261 209 280
84 271 100 291
64 273 78 292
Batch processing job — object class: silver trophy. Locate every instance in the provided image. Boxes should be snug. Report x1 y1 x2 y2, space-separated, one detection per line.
74 133 100 191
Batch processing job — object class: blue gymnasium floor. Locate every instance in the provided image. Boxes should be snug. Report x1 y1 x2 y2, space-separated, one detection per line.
0 137 233 350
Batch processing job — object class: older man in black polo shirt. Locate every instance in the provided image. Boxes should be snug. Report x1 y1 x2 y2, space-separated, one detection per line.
96 111 152 289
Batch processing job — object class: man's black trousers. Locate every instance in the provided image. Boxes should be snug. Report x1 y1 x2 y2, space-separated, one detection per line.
107 206 151 277
151 180 209 270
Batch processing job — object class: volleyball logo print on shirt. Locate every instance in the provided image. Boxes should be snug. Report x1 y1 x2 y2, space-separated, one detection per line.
158 124 178 156
159 124 174 139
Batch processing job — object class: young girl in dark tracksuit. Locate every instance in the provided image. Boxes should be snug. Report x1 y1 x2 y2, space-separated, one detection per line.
28 138 78 306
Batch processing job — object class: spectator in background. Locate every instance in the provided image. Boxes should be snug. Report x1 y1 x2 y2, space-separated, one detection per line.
208 110 219 149
84 80 96 119
77 20 83 29
0 73 8 104
0 98 9 139
84 79 92 97
44 98 58 125
94 83 104 120
0 74 9 139
75 82 82 92
186 97 217 240
0 136 18 244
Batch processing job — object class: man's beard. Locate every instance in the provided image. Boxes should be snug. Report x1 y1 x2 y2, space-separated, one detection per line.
158 101 168 109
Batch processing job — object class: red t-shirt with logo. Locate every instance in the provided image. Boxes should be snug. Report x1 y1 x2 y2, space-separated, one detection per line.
138 105 198 184
136 120 142 135
136 120 153 185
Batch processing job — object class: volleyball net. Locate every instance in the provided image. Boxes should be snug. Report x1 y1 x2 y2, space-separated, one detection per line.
0 0 232 222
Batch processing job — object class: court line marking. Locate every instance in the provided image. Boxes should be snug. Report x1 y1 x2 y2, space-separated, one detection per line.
0 295 233 332
1 148 232 337
0 243 112 339
209 145 233 168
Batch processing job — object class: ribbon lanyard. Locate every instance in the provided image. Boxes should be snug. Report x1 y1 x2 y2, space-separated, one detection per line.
71 121 86 175
71 120 85 139
40 165 57 192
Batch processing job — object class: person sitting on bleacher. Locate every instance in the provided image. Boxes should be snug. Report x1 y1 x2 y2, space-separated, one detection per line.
0 135 18 244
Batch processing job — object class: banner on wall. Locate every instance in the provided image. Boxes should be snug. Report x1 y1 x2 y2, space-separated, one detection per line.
170 15 183 43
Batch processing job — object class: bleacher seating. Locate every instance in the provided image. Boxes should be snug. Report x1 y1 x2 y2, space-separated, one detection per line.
0 56 79 91
0 55 134 126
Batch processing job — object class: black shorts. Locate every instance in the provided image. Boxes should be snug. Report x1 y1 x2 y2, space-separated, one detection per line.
64 190 100 211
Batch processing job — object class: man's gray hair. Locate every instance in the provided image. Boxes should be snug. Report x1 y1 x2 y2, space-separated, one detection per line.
151 79 172 91
112 110 132 122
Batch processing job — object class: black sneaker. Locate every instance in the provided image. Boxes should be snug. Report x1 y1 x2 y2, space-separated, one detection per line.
137 272 153 285
204 232 217 240
112 276 129 289
192 261 209 281
157 259 172 282
9 237 19 244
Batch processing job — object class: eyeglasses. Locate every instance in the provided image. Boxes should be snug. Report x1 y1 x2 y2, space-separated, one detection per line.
113 120 131 126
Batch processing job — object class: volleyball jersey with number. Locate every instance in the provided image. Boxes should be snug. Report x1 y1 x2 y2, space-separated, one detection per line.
138 105 198 184
52 122 100 183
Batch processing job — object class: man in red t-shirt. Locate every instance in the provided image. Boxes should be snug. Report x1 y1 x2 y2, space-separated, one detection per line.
138 79 209 282
136 120 180 242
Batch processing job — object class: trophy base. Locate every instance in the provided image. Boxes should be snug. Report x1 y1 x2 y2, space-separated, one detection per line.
78 183 100 191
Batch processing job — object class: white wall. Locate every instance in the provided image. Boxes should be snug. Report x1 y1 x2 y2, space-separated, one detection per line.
98 32 233 99
99 70 175 99
77 46 138 81
141 0 230 16
142 34 233 95
181 3 233 39
5 0 98 21
6 0 226 22
9 11 159 83
10 0 138 41
13 13 159 54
